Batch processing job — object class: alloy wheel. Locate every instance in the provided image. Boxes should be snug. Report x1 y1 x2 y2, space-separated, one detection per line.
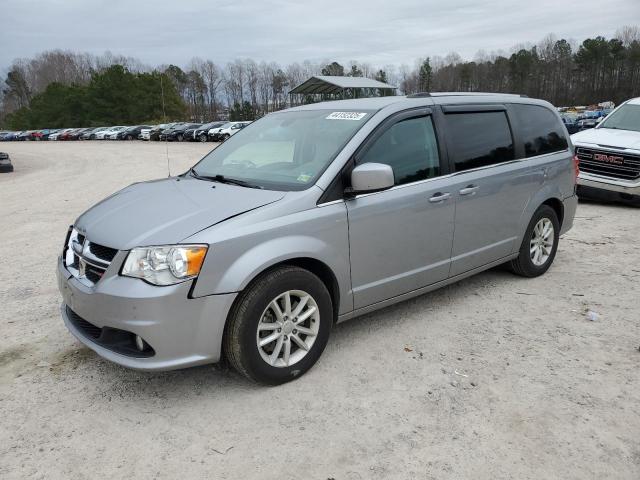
256 290 320 368
530 218 554 266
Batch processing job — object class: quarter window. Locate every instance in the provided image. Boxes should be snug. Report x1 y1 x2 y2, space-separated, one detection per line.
511 104 569 157
444 112 515 172
358 116 441 185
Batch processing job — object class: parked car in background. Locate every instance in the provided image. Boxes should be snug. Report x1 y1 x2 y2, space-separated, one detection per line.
106 126 129 140
117 125 151 140
139 126 154 140
59 128 83 141
0 152 12 172
17 130 34 141
208 121 251 141
67 128 93 141
40 129 60 141
192 121 225 142
572 97 640 206
57 93 577 384
148 123 178 141
82 127 108 140
96 126 125 140
49 128 74 141
576 118 598 131
561 114 580 134
182 124 203 142
26 130 45 141
159 123 199 142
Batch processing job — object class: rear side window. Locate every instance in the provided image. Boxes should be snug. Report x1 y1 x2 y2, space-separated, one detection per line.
511 104 568 157
444 112 515 172
358 116 441 185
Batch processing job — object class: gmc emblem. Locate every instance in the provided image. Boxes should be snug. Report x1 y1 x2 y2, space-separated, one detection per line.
593 153 624 165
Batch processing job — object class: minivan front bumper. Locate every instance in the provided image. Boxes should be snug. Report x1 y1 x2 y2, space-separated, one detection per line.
57 256 237 371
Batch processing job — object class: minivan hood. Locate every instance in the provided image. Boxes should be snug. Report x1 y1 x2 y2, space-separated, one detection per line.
571 127 640 151
75 177 285 250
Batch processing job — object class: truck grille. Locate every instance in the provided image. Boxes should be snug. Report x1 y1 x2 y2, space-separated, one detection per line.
576 147 640 181
63 228 118 286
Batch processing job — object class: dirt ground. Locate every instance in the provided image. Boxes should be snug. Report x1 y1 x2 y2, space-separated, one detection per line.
0 141 639 480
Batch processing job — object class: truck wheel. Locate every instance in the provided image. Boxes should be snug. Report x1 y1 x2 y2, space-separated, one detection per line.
508 205 560 277
223 266 333 385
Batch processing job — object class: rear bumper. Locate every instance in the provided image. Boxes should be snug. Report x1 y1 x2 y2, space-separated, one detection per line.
57 256 237 371
560 194 578 235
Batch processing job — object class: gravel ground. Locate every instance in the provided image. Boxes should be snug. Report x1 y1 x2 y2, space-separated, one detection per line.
1 141 639 480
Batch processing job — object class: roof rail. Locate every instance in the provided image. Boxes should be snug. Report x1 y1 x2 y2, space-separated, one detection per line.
406 92 431 98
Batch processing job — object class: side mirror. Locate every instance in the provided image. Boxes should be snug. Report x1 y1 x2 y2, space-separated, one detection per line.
348 163 394 195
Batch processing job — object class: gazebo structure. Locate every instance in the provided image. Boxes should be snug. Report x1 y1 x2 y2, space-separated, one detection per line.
289 75 397 103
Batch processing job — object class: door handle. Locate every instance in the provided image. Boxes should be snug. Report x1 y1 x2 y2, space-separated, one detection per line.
429 192 451 203
459 185 479 196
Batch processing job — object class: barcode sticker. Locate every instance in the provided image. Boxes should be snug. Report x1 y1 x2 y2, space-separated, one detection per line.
326 112 368 121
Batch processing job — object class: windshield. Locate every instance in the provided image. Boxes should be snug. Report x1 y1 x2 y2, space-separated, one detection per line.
599 103 640 132
192 109 373 191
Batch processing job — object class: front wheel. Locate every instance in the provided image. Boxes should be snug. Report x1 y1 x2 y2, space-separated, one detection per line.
199 134 208 142
177 134 184 142
222 133 230 141
508 205 560 277
223 266 333 385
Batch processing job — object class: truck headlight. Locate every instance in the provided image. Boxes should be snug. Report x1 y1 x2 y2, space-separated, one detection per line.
121 245 208 286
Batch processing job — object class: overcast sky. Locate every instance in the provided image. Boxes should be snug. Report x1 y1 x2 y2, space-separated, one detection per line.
1 0 638 70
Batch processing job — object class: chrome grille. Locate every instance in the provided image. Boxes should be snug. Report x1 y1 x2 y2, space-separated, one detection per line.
63 228 117 286
576 147 640 181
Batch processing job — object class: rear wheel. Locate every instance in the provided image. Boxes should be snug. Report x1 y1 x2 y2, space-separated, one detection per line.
126 134 133 140
508 205 560 277
177 134 184 142
223 266 333 385
199 134 208 142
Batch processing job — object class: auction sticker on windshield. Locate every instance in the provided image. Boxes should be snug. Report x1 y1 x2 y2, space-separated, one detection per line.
326 112 368 120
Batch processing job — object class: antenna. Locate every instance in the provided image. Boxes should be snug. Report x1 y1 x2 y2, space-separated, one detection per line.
160 74 170 177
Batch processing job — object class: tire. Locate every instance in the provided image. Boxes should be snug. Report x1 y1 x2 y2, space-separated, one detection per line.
126 134 133 140
508 205 560 277
199 134 208 142
177 134 184 142
222 133 230 141
223 266 333 385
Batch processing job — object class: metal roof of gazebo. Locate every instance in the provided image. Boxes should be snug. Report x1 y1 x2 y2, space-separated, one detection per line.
289 76 397 96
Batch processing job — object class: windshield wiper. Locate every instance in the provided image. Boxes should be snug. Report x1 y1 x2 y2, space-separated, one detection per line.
189 168 262 189
188 168 211 181
211 174 263 189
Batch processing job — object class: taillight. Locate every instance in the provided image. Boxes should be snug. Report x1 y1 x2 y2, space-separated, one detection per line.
573 155 580 181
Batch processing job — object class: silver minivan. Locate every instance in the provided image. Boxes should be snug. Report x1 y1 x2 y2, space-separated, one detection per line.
57 93 578 384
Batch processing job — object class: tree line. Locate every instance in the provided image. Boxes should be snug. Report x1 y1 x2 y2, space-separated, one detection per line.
2 26 639 129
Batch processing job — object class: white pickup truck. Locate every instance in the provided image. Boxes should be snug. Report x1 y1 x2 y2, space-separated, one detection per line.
571 97 640 205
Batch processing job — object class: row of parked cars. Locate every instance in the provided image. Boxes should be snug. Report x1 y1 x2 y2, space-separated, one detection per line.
0 121 253 143
560 109 612 134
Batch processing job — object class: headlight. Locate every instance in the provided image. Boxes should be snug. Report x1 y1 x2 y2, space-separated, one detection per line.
121 245 208 286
